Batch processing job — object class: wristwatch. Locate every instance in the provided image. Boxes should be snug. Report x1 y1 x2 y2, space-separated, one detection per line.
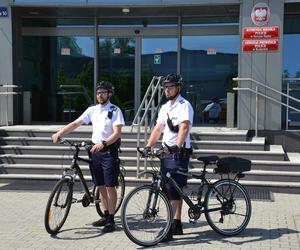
102 140 107 148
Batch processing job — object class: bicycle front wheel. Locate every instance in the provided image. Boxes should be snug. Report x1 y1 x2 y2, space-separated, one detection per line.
121 185 172 247
95 171 125 217
204 179 251 236
44 178 73 234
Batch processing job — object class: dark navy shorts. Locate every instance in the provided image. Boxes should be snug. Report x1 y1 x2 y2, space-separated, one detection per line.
91 147 120 187
161 150 190 200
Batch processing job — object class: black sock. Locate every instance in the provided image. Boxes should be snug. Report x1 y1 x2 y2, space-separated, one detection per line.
173 219 181 226
104 210 109 218
108 214 114 223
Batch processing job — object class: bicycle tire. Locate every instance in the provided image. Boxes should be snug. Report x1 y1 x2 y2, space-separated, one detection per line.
44 178 73 235
95 171 125 217
204 179 251 236
121 185 172 247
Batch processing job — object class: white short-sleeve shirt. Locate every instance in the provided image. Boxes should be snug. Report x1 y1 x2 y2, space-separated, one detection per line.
78 102 125 144
157 95 194 148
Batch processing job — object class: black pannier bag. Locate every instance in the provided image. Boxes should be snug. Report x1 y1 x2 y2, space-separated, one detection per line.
215 157 251 174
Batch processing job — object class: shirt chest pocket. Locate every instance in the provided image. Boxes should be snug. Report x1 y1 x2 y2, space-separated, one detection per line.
104 117 113 128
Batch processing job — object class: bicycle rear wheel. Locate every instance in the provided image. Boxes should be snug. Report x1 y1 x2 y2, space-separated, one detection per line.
95 171 125 217
44 178 73 234
204 179 251 236
121 185 172 247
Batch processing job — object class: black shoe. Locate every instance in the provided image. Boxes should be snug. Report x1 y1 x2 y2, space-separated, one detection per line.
92 217 107 227
172 223 183 235
102 222 116 233
160 230 173 242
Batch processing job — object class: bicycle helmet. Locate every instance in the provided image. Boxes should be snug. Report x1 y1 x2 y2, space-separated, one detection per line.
163 74 183 86
96 81 115 93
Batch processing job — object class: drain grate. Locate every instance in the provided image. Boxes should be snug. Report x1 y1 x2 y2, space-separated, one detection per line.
245 188 274 202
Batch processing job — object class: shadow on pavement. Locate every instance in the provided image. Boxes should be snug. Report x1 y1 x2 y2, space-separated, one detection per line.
142 227 300 249
49 224 124 241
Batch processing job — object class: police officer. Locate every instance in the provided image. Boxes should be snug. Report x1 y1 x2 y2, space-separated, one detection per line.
144 74 194 240
52 81 125 233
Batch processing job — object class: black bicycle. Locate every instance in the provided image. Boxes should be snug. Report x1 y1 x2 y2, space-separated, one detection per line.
44 138 125 235
121 147 252 247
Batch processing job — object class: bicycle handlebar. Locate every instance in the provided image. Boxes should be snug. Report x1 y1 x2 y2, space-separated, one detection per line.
137 147 165 159
58 138 94 151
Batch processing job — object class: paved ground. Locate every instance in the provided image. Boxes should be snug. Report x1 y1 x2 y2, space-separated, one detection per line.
0 182 300 250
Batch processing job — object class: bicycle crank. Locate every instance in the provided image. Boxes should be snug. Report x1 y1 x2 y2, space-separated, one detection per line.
188 206 201 222
81 193 90 207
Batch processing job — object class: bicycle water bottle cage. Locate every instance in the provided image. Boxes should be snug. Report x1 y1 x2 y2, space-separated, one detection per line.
167 113 179 133
107 105 117 119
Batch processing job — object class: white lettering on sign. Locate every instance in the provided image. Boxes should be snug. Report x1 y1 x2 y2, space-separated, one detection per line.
61 48 71 56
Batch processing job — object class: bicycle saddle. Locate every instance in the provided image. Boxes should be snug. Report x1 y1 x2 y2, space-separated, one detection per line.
197 155 219 164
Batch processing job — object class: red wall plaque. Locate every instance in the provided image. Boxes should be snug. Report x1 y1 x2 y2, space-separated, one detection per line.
243 26 279 39
242 39 279 52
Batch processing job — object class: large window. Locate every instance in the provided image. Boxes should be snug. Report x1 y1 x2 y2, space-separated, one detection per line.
22 36 94 122
283 4 300 127
98 37 135 123
181 35 239 125
141 37 177 97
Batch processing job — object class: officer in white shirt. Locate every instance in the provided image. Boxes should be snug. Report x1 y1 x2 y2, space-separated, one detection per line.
144 74 194 241
52 81 125 233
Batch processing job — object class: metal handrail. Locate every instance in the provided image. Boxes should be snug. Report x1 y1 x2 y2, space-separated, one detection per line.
131 76 164 128
58 84 93 105
233 77 300 136
131 76 164 178
57 84 93 122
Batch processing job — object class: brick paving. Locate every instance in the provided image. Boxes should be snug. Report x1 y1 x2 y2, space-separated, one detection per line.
0 185 300 250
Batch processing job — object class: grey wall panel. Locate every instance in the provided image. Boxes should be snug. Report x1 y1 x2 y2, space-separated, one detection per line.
238 0 283 130
0 0 14 125
265 0 283 130
238 0 253 130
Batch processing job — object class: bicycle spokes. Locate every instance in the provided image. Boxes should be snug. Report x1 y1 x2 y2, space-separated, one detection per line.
205 179 251 236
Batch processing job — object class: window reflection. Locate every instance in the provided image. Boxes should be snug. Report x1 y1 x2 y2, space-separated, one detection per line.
141 38 177 102
22 36 94 122
181 35 239 125
98 38 135 123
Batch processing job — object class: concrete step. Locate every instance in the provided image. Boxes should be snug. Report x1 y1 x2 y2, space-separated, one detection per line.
0 137 150 148
192 145 285 161
0 137 265 150
2 162 300 183
0 144 285 162
0 173 299 193
0 126 250 141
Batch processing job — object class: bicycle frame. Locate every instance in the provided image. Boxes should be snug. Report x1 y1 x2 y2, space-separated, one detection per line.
62 143 94 203
145 161 237 221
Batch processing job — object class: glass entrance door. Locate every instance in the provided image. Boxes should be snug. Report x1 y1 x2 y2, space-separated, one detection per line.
141 37 177 98
22 36 94 123
98 38 135 123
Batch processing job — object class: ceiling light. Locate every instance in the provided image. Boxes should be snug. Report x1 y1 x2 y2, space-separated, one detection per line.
122 8 130 14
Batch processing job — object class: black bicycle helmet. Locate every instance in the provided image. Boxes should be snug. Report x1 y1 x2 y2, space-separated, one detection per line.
163 74 183 86
96 81 114 93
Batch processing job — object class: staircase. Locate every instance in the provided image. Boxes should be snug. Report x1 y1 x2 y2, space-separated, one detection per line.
1 125 300 193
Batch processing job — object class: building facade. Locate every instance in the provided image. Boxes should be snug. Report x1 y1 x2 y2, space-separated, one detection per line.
0 0 300 130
